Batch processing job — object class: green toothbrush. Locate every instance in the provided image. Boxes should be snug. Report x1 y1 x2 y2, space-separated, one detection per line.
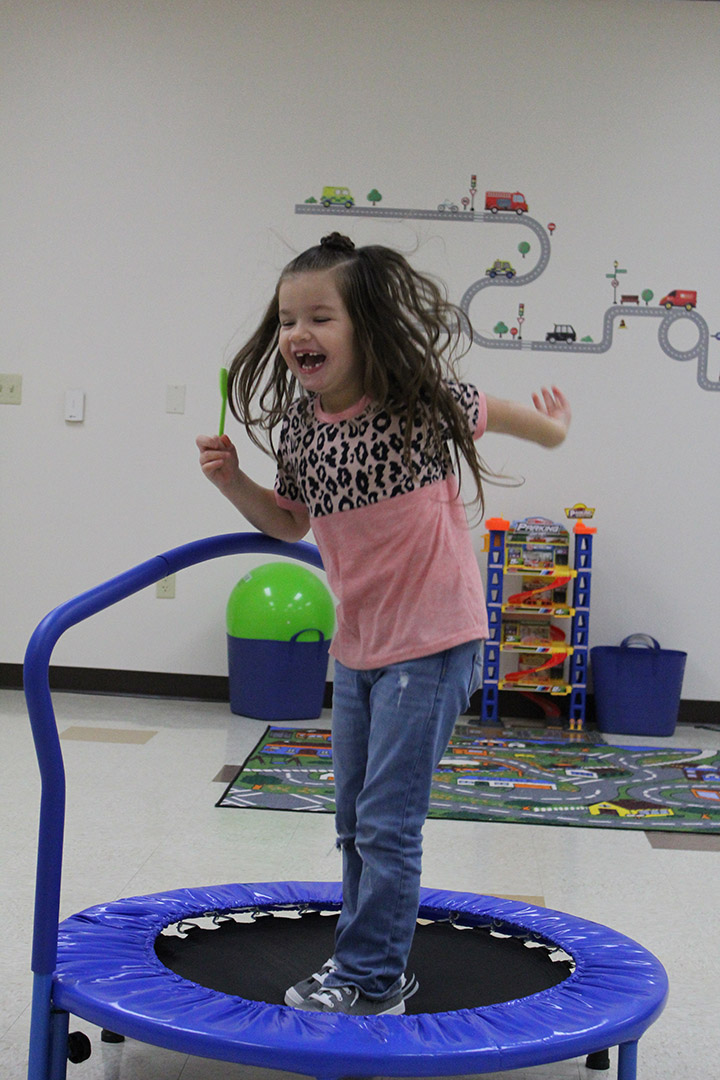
219 367 228 436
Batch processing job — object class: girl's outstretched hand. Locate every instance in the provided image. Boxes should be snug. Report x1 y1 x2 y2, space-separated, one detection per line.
196 433 241 492
486 387 571 447
531 386 571 435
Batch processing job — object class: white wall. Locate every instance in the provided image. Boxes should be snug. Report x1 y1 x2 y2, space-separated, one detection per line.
2 0 719 701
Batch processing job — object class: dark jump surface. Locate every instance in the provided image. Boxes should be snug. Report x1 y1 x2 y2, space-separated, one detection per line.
155 911 572 1012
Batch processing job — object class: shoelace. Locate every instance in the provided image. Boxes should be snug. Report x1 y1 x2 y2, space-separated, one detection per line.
313 959 336 982
311 985 358 1008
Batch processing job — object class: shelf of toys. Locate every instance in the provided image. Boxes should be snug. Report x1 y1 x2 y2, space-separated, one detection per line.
480 516 596 730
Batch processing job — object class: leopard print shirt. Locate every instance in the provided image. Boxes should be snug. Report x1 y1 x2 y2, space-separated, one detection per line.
275 382 482 517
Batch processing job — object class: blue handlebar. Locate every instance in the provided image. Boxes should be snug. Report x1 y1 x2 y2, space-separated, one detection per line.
24 533 323 974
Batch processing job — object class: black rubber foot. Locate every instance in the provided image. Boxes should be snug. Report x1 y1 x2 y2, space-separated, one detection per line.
67 1031 92 1063
101 1029 125 1043
586 1048 611 1070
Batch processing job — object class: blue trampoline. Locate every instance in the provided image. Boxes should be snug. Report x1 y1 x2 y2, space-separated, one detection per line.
25 534 668 1080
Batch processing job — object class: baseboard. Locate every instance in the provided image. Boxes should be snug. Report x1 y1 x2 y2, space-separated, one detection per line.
468 689 719 727
0 662 232 702
2 663 717 725
0 662 334 708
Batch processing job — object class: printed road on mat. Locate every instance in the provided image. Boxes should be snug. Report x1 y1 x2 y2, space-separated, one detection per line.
217 725 720 832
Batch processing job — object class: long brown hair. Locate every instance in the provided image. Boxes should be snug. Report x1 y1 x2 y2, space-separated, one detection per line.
228 233 491 511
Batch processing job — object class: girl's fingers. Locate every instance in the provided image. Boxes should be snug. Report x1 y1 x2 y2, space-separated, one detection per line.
532 386 568 417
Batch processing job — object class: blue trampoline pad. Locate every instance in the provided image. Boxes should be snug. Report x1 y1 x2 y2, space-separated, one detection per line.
52 881 668 1078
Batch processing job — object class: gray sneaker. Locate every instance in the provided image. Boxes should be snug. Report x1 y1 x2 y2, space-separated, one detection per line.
293 983 405 1015
400 970 419 1000
285 965 418 1008
284 958 336 1006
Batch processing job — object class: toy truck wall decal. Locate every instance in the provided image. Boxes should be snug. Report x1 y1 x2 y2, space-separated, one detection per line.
659 289 697 310
485 190 528 215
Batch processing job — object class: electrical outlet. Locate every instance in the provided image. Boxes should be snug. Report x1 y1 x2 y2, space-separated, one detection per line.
0 374 22 404
156 574 176 599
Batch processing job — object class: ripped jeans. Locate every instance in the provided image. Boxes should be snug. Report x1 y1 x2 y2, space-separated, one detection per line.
324 640 483 1000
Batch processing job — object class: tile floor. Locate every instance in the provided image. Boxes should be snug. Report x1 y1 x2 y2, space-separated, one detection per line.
2 686 719 1080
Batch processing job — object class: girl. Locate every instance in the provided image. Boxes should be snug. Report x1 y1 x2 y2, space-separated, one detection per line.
197 233 571 1016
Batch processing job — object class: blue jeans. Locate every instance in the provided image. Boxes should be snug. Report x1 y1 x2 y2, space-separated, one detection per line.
324 640 483 1000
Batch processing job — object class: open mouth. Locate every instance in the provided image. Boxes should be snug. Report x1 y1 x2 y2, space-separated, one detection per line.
296 352 326 373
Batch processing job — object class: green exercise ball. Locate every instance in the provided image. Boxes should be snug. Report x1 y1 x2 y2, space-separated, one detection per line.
226 561 335 641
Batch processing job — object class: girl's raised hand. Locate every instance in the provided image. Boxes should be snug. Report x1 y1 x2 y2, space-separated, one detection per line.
196 433 241 491
195 432 309 541
531 386 571 433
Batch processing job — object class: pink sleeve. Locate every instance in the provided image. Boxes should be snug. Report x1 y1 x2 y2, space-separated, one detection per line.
275 489 310 516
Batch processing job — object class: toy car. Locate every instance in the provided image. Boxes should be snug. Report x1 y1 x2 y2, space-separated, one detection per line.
320 186 355 208
545 324 576 342
486 260 516 279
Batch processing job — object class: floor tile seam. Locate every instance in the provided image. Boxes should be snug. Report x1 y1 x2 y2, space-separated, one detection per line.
0 1000 31 1043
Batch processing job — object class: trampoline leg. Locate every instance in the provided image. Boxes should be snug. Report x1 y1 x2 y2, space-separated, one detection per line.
48 1009 69 1080
28 974 53 1080
617 1039 638 1080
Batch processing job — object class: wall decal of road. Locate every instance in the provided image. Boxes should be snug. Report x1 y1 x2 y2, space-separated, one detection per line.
296 190 718 393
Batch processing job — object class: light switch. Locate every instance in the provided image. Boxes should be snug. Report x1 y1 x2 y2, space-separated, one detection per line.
166 384 186 414
65 389 85 422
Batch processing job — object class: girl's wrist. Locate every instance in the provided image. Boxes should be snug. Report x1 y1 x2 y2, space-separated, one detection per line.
213 465 243 497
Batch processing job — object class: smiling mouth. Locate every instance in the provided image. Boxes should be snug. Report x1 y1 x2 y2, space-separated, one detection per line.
296 352 326 372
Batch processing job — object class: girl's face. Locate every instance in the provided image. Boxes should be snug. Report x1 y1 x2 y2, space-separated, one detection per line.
278 269 364 413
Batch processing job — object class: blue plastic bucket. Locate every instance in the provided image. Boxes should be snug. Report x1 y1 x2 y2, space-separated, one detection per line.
591 634 686 736
227 630 330 720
